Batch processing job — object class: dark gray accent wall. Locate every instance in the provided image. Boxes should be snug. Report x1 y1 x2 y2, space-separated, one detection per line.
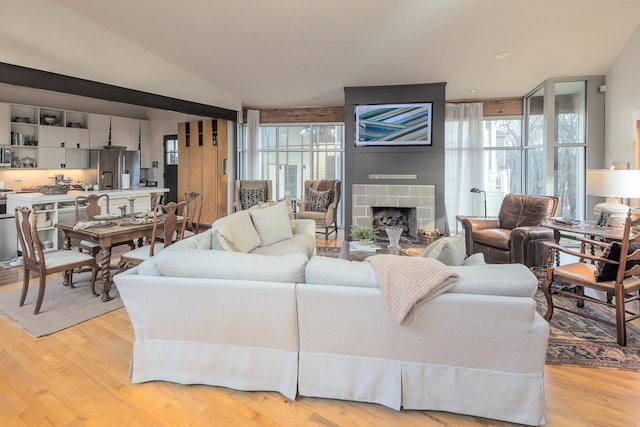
344 83 447 236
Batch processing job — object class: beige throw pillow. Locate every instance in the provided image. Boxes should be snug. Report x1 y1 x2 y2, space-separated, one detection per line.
217 210 261 253
249 201 293 246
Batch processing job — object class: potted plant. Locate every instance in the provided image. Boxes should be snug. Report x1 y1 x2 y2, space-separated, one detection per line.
351 225 379 247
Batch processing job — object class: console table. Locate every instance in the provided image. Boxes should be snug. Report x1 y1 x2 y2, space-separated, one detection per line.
540 220 637 265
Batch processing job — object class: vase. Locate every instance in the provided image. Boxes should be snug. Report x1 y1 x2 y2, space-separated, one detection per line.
359 238 370 247
385 226 402 250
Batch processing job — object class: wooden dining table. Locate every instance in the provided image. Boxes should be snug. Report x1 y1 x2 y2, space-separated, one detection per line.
56 216 166 302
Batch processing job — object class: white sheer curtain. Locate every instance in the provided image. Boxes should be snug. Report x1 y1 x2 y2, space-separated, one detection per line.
444 103 484 234
245 110 260 179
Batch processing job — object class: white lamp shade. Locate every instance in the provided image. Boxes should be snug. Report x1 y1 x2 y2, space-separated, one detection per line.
586 169 640 198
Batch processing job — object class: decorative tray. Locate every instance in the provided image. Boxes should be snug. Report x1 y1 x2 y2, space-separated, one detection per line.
551 217 582 226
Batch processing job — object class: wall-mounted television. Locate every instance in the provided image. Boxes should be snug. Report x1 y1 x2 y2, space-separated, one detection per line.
355 102 432 147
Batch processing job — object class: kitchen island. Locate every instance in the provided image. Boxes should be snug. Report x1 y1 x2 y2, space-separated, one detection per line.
7 188 169 251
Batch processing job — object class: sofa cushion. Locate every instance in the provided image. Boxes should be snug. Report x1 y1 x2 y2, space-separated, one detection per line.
421 236 466 266
249 202 293 246
250 233 316 258
472 228 511 250
239 187 267 210
306 187 331 212
305 256 379 288
153 249 309 283
217 210 261 253
448 264 537 297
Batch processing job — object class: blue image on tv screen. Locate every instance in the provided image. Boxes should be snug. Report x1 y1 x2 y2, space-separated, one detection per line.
356 103 431 146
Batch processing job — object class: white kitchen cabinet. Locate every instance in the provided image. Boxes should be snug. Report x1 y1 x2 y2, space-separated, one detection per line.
38 147 66 169
132 119 151 167
0 103 9 144
89 113 111 149
39 125 66 148
111 116 132 149
65 127 90 149
64 148 91 169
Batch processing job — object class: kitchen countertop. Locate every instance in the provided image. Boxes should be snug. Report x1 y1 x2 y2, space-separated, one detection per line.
7 188 169 203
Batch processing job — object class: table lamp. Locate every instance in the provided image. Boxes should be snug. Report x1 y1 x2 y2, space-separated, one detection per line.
586 168 640 226
470 187 487 217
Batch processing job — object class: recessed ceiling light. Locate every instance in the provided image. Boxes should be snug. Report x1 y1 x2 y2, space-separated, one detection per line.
495 51 510 60
297 64 309 71
469 89 477 94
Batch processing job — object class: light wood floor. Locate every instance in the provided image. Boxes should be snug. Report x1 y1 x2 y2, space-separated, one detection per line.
1 232 639 426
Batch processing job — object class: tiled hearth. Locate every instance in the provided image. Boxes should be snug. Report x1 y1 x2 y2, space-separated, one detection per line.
352 184 436 238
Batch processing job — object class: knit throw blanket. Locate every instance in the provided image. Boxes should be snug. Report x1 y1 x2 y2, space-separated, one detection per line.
366 255 459 325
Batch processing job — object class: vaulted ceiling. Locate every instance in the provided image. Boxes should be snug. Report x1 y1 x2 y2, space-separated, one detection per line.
2 0 640 110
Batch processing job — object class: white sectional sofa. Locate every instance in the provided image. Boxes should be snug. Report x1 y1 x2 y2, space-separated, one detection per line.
113 203 549 426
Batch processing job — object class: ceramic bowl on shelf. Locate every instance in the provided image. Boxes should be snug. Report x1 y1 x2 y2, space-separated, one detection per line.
41 115 59 125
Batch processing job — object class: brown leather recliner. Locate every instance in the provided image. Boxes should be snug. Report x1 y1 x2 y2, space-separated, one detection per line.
460 194 560 267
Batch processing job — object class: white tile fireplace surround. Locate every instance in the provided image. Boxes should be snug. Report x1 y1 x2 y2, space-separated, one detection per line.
352 184 436 238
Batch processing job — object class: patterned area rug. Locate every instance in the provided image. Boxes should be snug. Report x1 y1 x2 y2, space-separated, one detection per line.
316 246 640 371
535 290 640 371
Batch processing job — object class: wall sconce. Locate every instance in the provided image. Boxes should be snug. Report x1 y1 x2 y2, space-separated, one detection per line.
470 187 487 217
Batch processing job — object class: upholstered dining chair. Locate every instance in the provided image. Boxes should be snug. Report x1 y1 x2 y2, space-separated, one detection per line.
15 206 99 314
541 209 640 346
118 201 187 272
234 180 273 211
460 193 559 267
296 179 341 240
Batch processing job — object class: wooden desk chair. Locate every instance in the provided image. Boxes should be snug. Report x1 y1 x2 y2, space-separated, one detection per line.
15 207 99 315
183 191 203 238
541 209 640 346
118 201 187 272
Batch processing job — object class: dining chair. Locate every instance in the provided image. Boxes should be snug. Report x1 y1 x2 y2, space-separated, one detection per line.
74 194 110 257
117 201 188 272
541 209 640 346
183 191 203 238
15 206 99 315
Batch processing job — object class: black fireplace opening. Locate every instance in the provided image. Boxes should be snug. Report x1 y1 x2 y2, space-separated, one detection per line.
371 207 417 241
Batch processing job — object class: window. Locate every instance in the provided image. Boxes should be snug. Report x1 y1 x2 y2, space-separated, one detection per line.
482 118 523 216
164 135 178 165
524 80 588 219
238 123 345 224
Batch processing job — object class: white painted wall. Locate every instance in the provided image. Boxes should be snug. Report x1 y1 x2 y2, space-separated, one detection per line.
605 23 640 167
0 0 241 112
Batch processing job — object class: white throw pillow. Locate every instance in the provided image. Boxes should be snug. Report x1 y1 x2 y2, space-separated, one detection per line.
217 210 261 253
154 249 308 283
462 252 486 266
305 256 379 288
249 202 293 246
421 236 466 266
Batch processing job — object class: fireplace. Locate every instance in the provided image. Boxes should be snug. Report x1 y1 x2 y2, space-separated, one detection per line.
371 207 416 239
352 184 436 241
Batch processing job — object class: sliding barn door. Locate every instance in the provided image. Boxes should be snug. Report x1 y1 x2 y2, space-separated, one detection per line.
177 119 228 225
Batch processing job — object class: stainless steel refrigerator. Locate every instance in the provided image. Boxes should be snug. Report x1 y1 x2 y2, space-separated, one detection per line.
90 146 140 190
